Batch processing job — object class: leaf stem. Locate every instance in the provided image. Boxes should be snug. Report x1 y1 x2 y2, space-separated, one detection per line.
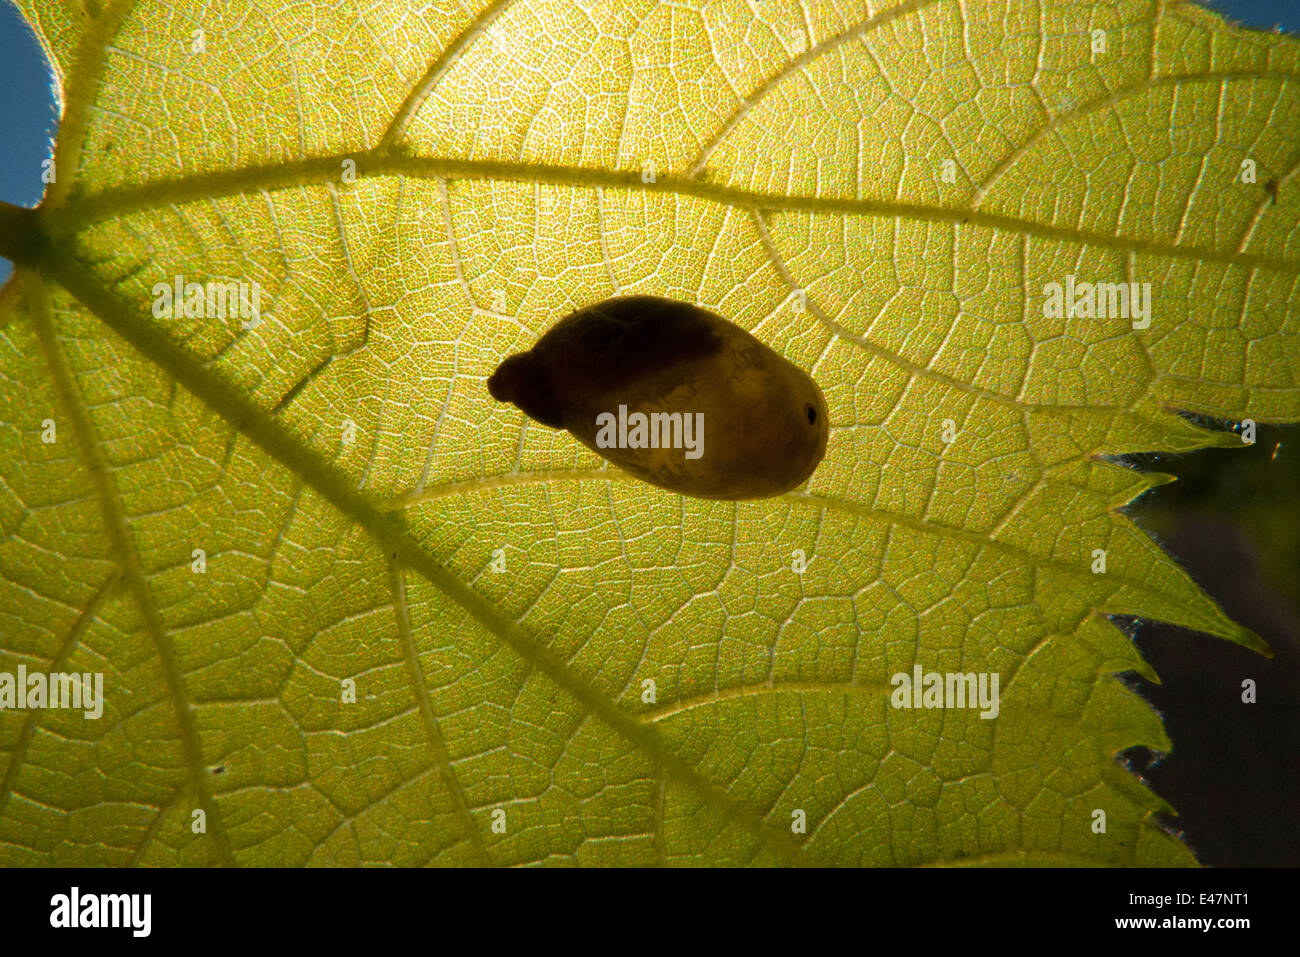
0 201 42 267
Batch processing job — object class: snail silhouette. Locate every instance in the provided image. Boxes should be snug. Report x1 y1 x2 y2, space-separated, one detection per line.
488 295 828 500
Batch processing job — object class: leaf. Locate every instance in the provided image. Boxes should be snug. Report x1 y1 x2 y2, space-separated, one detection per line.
0 0 1294 867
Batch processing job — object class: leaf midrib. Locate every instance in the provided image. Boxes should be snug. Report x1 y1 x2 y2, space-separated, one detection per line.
381 466 1256 647
26 276 237 866
15 248 813 866
40 150 1300 279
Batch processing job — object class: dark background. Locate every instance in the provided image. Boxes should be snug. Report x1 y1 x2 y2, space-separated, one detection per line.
1126 422 1299 866
0 0 1296 866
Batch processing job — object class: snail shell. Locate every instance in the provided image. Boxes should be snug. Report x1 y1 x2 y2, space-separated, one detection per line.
489 295 828 500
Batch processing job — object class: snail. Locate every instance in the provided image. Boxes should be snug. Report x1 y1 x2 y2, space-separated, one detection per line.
488 295 827 500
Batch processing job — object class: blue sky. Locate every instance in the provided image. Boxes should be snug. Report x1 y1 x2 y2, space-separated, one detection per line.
1 0 1297 281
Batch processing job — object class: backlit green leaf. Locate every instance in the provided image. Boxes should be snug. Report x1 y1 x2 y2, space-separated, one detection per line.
0 0 1295 866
